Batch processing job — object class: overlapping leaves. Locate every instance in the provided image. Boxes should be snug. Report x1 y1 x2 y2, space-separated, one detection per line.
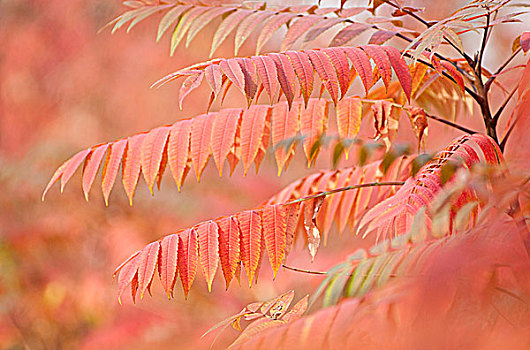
153 45 413 108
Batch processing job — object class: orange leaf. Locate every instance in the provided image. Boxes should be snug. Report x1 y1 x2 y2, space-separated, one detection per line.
196 220 219 292
216 216 241 289
211 108 241 176
336 96 362 155
82 144 109 201
300 99 329 165
137 242 160 299
262 205 288 278
191 113 214 181
178 228 198 299
256 13 297 54
271 101 300 175
141 126 170 193
307 50 340 104
168 119 192 191
237 210 263 287
122 134 146 205
159 234 179 298
361 45 392 89
101 139 127 205
240 105 270 175
252 55 279 104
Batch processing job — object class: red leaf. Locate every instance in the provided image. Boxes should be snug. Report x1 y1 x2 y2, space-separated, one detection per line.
237 210 263 287
285 51 314 106
361 45 393 88
82 144 109 201
196 220 219 292
168 119 192 191
216 216 241 289
383 46 412 101
178 228 198 299
141 126 170 193
307 50 340 104
252 55 279 104
322 48 351 99
440 61 465 93
342 47 372 94
122 133 146 205
220 59 246 96
159 234 179 298
268 53 297 108
240 105 270 175
101 139 127 205
137 242 160 299
262 205 288 279
191 113 214 181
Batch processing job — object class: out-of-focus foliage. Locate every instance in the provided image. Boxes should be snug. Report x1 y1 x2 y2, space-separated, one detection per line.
2 0 530 349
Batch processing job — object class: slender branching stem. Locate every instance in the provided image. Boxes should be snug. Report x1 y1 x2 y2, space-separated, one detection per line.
492 86 518 123
424 112 478 134
360 99 478 134
485 47 522 92
380 0 431 27
282 264 327 275
285 182 405 205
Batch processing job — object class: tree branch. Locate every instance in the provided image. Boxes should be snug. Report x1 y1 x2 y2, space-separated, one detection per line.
485 47 522 92
424 112 478 134
492 85 517 123
282 264 327 275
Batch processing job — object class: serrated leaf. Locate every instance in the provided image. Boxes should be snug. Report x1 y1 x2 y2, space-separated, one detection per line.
343 47 372 94
159 234 179 298
235 11 272 56
361 45 392 89
271 101 300 174
82 144 109 201
220 59 246 96
168 119 192 191
178 228 198 299
262 205 288 278
382 46 412 101
211 108 241 176
196 220 219 292
240 105 269 175
157 5 192 42
137 242 160 299
281 15 322 51
186 7 234 47
170 7 209 56
268 53 297 109
252 55 279 104
307 50 340 104
300 99 329 165
330 22 369 46
122 134 146 205
140 126 170 193
191 113 214 181
179 72 204 109
237 210 263 287
101 139 127 205
211 9 253 57
256 13 297 55
217 216 241 289
285 51 314 106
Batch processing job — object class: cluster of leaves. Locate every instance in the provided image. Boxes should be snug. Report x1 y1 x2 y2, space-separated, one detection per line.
203 290 308 348
41 0 530 347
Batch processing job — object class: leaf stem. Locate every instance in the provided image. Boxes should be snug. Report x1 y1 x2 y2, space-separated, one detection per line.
485 47 522 91
282 264 327 275
285 181 405 205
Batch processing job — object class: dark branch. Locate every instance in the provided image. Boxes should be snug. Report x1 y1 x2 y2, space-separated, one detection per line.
425 113 478 134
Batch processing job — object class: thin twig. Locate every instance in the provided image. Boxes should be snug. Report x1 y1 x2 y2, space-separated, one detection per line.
360 99 479 134
285 181 405 205
492 85 517 123
477 11 490 79
380 0 431 27
425 113 478 134
282 264 327 275
485 47 522 91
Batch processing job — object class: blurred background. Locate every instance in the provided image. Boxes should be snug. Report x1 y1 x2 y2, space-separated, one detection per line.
0 0 527 349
